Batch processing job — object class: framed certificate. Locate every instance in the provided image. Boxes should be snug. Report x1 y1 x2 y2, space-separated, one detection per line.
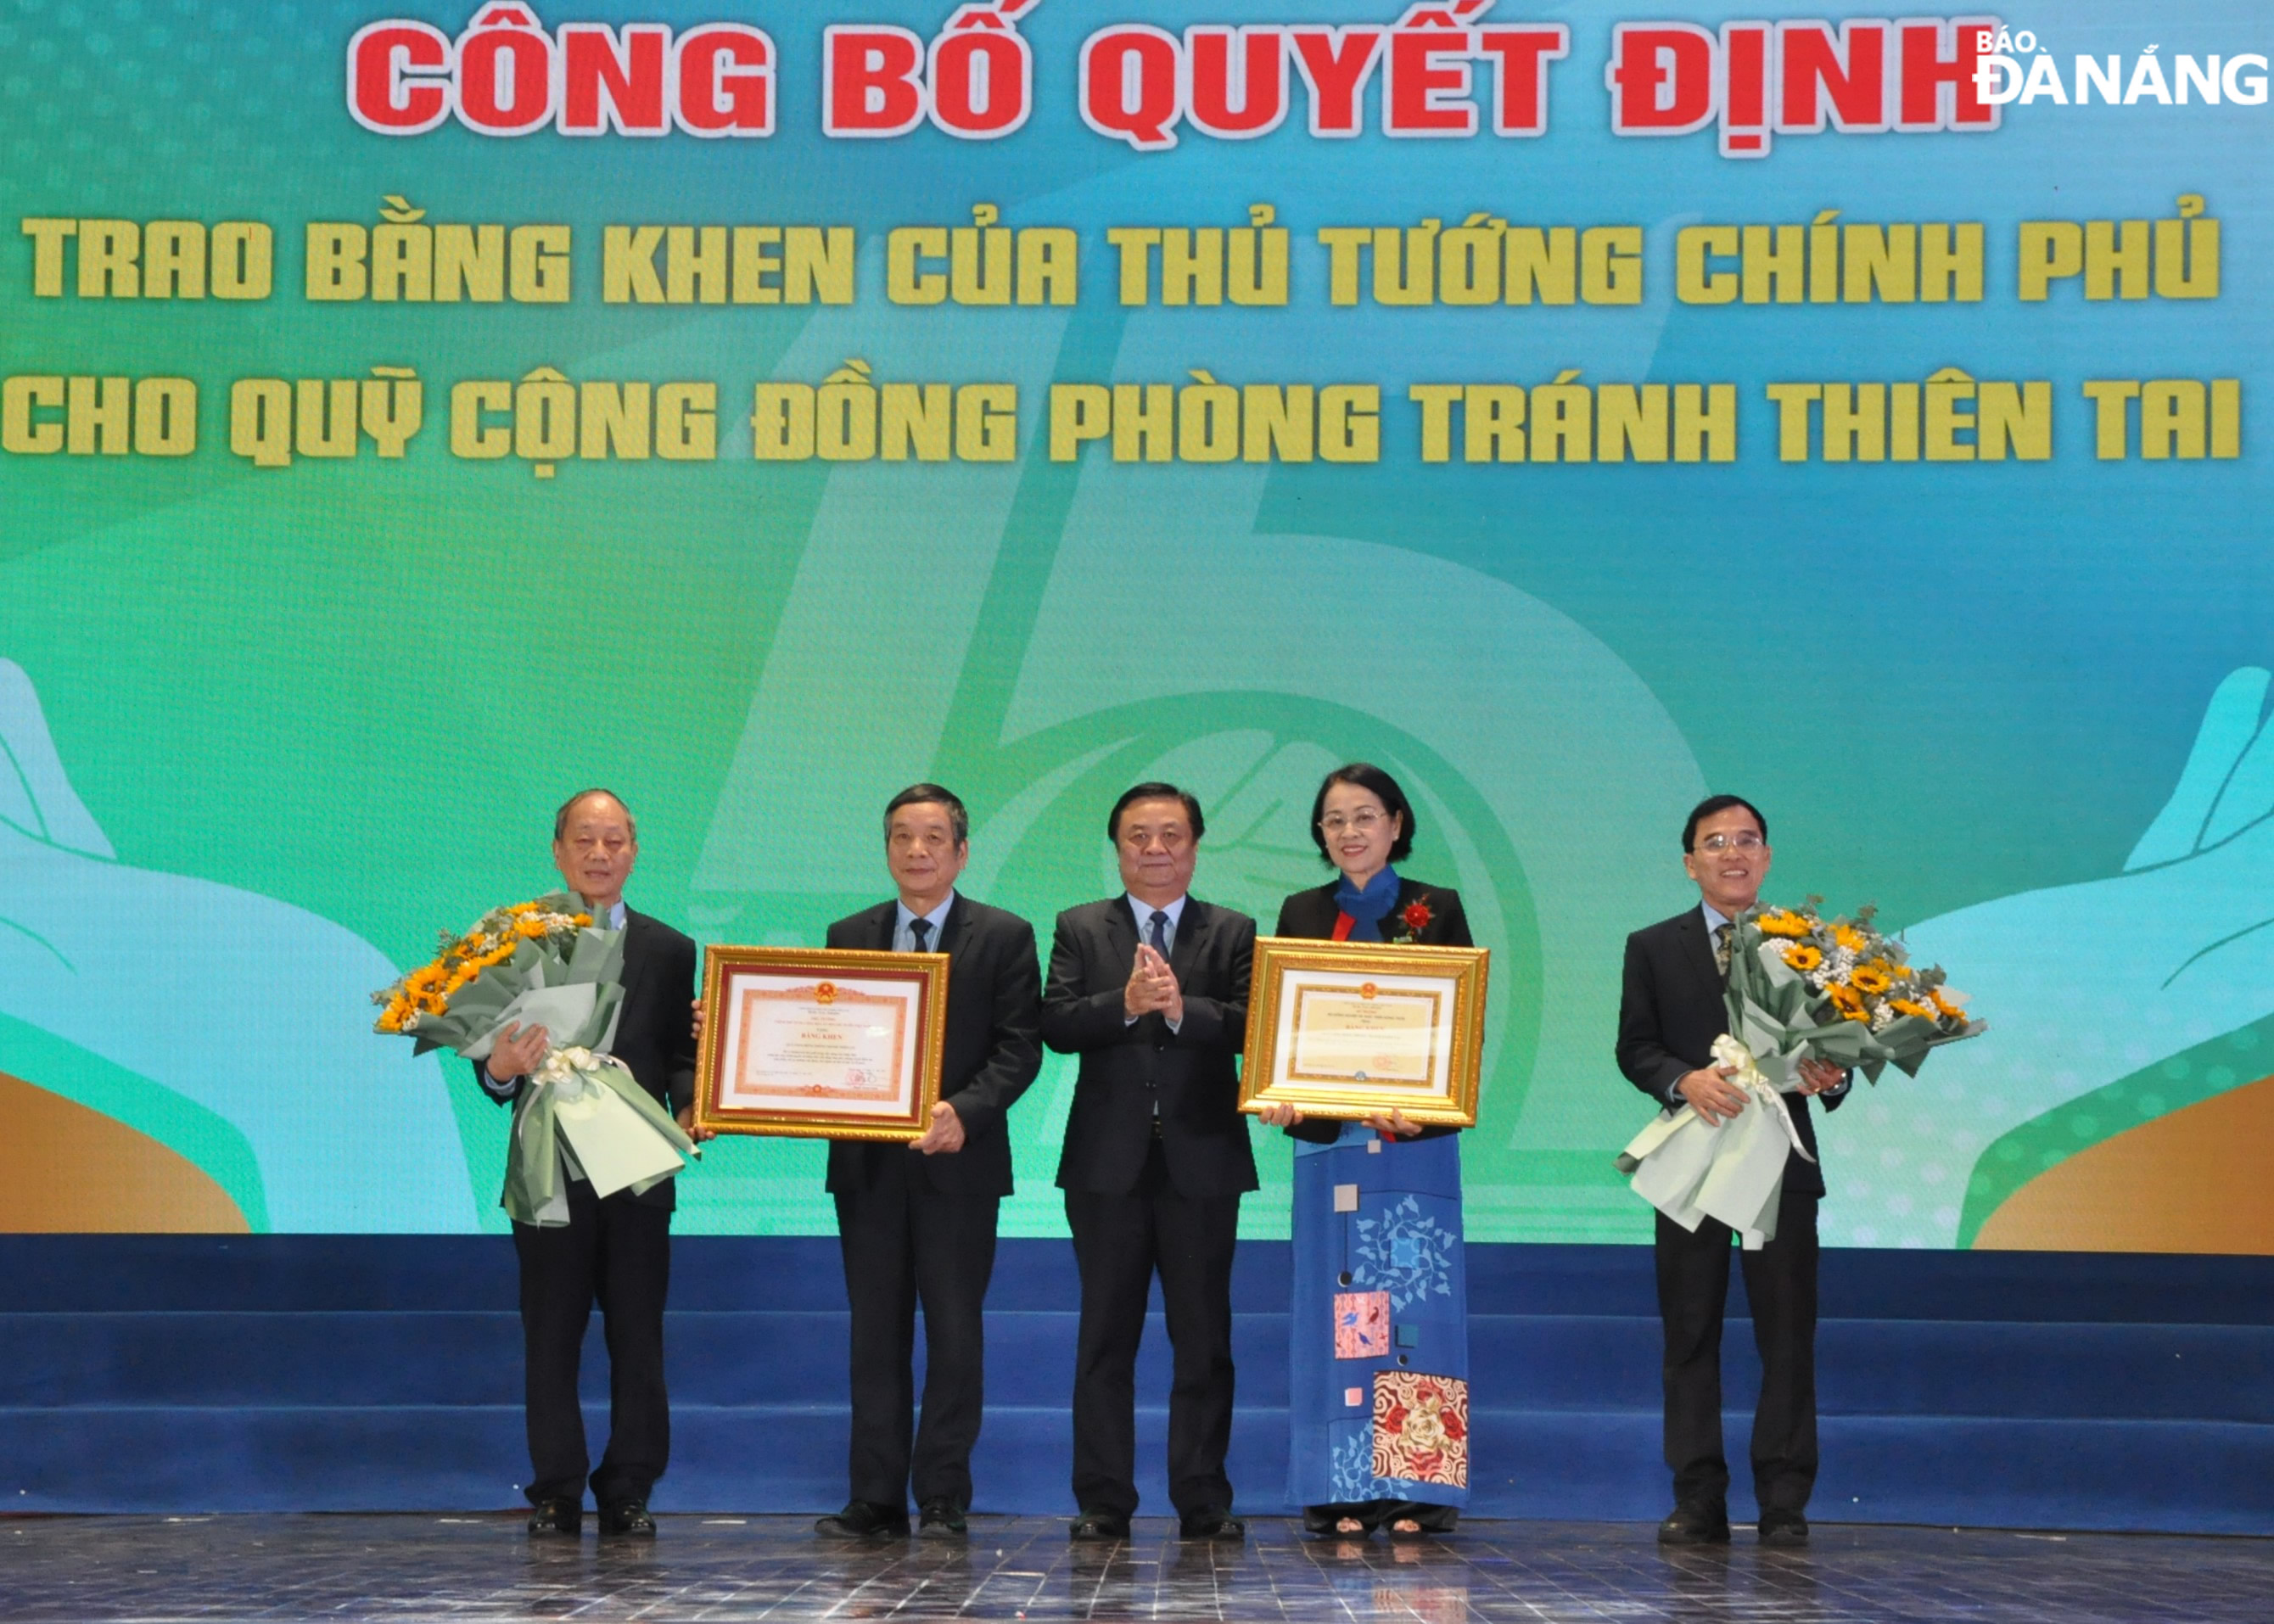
693 946 949 1140
1239 938 1490 1127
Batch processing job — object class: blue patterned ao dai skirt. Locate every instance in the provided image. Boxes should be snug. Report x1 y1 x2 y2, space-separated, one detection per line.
1286 1121 1470 1509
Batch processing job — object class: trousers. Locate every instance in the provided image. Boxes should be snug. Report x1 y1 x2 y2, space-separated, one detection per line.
1063 1141 1241 1519
1654 1185 1819 1514
834 1157 1002 1509
510 1179 672 1505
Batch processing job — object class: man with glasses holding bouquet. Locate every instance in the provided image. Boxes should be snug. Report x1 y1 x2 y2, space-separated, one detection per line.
1616 795 1849 1548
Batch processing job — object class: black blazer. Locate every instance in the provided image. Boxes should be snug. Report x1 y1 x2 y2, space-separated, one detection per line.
479 905 701 1212
1274 876 1472 949
1616 906 1839 1197
1043 895 1259 1199
1275 877 1472 1145
822 894 1043 1198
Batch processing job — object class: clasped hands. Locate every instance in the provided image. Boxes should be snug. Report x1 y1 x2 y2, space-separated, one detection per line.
1678 1056 1845 1126
1123 943 1185 1027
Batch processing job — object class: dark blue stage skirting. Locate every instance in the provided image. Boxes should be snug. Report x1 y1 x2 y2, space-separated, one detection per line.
3 1237 2268 1534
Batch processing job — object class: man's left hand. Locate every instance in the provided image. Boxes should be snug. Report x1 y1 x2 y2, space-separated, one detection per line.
1795 1059 1846 1095
911 1100 966 1155
1361 1108 1425 1138
676 1106 717 1144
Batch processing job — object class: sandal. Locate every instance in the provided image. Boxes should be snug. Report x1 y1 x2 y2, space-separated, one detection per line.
1302 1504 1376 1540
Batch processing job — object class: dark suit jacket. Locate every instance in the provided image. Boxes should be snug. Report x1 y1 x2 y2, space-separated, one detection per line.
1043 895 1259 1199
479 905 701 1212
822 893 1042 1198
1616 906 1839 1197
1276 877 1472 1145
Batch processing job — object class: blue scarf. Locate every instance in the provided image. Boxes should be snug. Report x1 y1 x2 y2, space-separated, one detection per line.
1333 865 1401 941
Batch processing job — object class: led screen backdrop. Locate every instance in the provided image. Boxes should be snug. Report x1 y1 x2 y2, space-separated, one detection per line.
2 0 2268 1252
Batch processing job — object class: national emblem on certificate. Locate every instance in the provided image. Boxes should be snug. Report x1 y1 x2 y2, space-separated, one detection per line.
692 946 949 1140
1239 938 1489 1127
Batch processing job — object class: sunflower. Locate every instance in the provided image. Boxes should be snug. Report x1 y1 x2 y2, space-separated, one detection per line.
1833 923 1868 953
1890 998 1934 1020
1851 962 1894 996
1825 983 1864 1014
1757 910 1811 938
1784 944 1823 972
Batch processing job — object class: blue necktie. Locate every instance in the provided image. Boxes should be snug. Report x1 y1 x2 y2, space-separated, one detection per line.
1145 910 1171 1126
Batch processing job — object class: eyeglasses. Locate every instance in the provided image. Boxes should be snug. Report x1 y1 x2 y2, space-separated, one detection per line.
1319 810 1387 836
1696 832 1765 854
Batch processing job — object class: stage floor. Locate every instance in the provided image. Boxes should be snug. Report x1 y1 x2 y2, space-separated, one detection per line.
2 1515 2267 1622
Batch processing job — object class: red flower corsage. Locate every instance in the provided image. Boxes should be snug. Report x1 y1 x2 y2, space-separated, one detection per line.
1389 896 1432 944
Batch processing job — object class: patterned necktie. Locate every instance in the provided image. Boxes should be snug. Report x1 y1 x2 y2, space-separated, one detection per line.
1714 921 1734 977
1148 910 1170 955
909 916 932 952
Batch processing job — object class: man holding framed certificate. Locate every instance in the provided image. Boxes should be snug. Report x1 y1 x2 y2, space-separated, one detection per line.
812 784 1042 1541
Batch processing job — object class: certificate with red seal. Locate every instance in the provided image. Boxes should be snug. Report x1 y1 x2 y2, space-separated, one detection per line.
1238 938 1489 1127
693 946 948 1140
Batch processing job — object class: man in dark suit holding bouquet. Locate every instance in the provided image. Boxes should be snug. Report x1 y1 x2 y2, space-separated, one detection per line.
1043 782 1257 1543
1616 793 1848 1548
480 788 699 1540
812 783 1043 1540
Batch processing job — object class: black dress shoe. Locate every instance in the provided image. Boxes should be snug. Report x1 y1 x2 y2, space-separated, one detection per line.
917 1498 968 1539
815 1501 910 1538
1656 1502 1732 1544
598 1499 656 1537
1179 1507 1246 1541
526 1497 582 1537
1068 1508 1131 1541
1758 1510 1811 1546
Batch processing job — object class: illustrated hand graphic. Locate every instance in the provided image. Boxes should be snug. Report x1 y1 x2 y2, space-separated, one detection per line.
1831 667 2274 1248
0 659 471 1230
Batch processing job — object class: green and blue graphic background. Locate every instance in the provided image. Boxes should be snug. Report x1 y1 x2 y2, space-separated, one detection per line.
2 0 2268 1251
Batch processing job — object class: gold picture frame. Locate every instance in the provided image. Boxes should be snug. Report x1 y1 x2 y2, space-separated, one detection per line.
1239 938 1490 1127
693 945 949 1140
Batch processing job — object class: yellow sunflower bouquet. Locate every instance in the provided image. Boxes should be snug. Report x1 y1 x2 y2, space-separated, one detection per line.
372 897 597 1047
372 893 693 1225
1620 899 1984 1248
1740 899 1983 1082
